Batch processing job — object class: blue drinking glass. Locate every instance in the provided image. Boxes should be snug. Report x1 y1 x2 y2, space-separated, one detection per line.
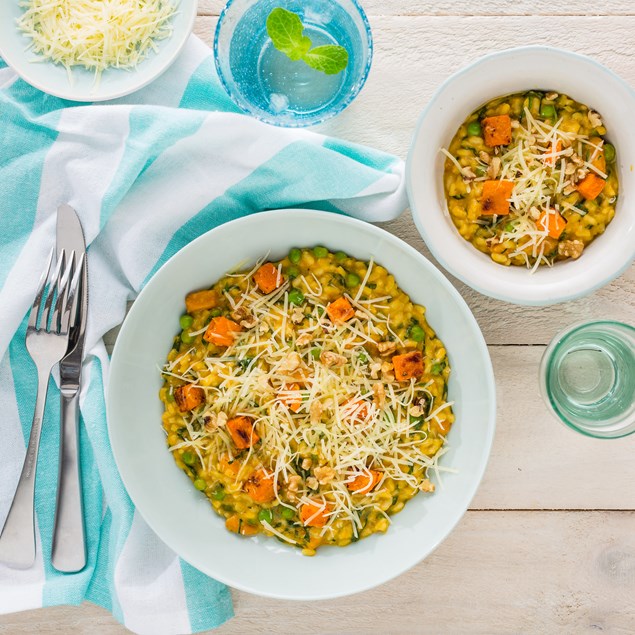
214 0 373 127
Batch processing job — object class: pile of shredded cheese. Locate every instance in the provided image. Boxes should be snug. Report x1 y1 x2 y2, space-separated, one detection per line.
17 0 176 81
442 106 607 270
162 258 454 541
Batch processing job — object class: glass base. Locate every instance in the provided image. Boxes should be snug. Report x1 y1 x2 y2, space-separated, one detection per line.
540 320 635 438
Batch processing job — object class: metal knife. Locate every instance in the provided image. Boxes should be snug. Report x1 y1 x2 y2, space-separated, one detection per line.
51 204 87 573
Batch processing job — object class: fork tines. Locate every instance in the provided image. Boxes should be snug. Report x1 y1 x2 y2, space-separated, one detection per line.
29 248 84 336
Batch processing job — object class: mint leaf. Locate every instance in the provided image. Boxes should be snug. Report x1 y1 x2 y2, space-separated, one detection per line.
266 7 311 61
302 45 349 75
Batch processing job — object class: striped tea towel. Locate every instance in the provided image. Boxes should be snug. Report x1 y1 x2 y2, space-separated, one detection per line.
0 35 406 635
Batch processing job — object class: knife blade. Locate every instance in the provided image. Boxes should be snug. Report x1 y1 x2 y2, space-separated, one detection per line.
51 203 87 573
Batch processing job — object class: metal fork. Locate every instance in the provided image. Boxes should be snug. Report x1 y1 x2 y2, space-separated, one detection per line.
0 248 84 569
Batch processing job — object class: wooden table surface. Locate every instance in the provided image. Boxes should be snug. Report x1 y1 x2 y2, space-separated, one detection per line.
3 1 634 633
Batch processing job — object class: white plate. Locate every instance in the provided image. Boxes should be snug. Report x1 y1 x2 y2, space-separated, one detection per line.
107 210 496 600
407 46 635 306
0 0 197 101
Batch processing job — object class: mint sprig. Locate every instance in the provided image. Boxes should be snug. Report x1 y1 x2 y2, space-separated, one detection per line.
266 7 349 75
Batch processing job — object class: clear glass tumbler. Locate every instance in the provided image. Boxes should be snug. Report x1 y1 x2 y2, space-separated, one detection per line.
539 320 635 438
213 0 373 127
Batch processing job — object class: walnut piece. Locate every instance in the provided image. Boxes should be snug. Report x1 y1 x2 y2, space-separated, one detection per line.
279 352 302 372
478 151 491 165
381 361 395 382
370 362 382 379
287 475 302 491
290 308 305 324
558 239 584 259
296 332 312 347
377 341 397 355
204 410 227 431
419 479 435 493
487 156 501 179
306 477 319 490
587 110 603 128
373 383 386 408
301 457 313 470
320 351 347 367
310 400 323 424
314 466 336 484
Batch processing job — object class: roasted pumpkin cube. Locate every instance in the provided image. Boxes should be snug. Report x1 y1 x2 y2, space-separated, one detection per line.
588 137 606 173
254 263 283 294
174 384 205 412
203 316 241 347
576 173 605 201
279 383 302 413
537 210 567 239
347 469 383 494
481 180 514 216
244 469 277 503
392 351 425 381
544 139 563 166
326 296 355 323
227 415 259 449
482 115 512 147
300 500 332 527
185 289 218 313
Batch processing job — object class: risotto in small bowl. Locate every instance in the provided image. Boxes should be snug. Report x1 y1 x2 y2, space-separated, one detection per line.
408 46 635 305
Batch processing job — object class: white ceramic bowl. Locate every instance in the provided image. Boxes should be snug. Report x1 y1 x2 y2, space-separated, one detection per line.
0 0 197 102
107 210 496 600
407 46 635 306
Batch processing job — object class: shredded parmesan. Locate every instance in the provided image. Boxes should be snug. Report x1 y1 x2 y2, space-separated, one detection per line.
163 258 454 541
17 0 176 82
442 102 607 269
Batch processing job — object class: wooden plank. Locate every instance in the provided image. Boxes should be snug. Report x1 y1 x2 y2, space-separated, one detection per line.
197 1 635 17
192 15 634 344
2 511 634 633
472 346 635 510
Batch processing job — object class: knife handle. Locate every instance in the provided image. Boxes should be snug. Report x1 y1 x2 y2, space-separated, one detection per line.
51 391 86 573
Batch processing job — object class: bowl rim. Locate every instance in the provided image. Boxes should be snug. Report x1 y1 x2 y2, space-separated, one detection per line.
212 0 374 128
106 208 497 599
406 45 635 306
0 0 198 102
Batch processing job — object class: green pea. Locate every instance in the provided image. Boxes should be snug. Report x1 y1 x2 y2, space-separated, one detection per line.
358 352 369 363
310 348 321 360
345 272 361 288
258 509 273 524
288 289 305 305
540 103 556 119
604 143 616 163
289 248 302 264
194 479 206 491
180 314 193 330
181 331 194 344
431 362 446 375
287 265 300 279
475 166 487 177
166 389 175 402
504 222 515 232
281 507 295 520
313 246 328 259
212 487 226 501
410 325 425 342
335 251 347 261
210 308 222 317
182 451 195 466
316 306 325 316
467 121 482 136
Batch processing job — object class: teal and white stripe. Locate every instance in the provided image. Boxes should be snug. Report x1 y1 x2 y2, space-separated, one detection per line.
0 35 405 634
